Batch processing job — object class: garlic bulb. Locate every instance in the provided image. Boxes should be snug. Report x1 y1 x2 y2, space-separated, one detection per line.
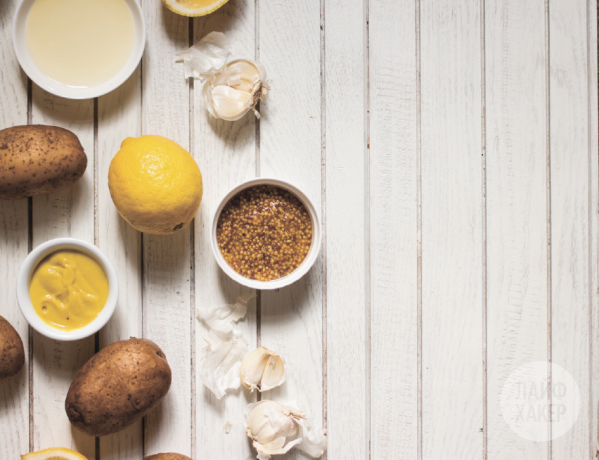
176 31 270 121
245 400 326 459
204 59 269 121
199 330 248 399
240 346 285 392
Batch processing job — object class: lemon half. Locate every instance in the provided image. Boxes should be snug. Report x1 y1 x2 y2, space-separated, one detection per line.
162 0 229 17
22 447 88 460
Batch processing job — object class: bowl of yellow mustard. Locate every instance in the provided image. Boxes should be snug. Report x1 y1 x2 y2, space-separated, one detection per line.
17 238 118 341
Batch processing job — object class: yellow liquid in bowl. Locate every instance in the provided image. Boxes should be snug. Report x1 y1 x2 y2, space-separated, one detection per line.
29 250 109 331
26 0 135 88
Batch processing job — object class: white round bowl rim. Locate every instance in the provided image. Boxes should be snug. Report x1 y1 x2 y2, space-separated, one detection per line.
210 177 322 290
16 238 119 341
12 0 146 100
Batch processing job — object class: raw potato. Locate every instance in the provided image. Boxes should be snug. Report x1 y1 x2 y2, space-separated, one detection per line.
0 315 25 381
65 338 171 437
143 455 192 460
0 125 87 200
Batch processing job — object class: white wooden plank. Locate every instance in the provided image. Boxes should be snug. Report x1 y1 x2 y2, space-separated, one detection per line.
420 1 483 458
259 0 324 458
549 0 597 456
325 0 367 458
30 92 95 458
485 0 549 458
368 0 418 459
97 70 143 459
587 0 598 453
0 0 30 457
192 2 258 459
141 2 192 456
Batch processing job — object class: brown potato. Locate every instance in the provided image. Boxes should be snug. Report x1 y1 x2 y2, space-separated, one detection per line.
0 315 25 381
143 454 191 460
0 125 87 200
65 338 171 437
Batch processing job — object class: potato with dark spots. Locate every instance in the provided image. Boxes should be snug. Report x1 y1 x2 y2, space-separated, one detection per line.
0 125 87 200
143 454 192 460
0 315 25 381
65 337 171 437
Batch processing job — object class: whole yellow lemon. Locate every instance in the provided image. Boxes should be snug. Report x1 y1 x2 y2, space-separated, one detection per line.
108 135 203 235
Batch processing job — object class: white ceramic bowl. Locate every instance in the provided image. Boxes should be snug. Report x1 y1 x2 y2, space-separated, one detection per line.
211 177 322 290
13 0 146 100
17 238 118 341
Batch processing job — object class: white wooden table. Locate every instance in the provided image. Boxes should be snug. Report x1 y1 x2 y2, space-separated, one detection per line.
1 0 598 459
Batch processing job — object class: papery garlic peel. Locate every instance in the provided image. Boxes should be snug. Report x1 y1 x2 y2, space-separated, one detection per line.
199 330 248 399
197 293 254 334
196 294 254 399
239 346 285 392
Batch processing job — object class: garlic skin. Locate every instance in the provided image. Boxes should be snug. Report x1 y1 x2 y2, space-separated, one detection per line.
196 294 254 398
197 293 254 334
245 401 326 460
176 31 230 79
177 32 270 121
199 330 248 399
240 346 286 392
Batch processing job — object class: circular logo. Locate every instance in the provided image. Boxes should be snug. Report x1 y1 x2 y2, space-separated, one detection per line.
500 361 580 441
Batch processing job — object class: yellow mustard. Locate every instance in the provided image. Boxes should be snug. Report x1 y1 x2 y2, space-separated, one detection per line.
29 250 109 331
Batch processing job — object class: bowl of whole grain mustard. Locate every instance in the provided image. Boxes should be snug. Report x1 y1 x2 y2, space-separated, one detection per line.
211 178 321 289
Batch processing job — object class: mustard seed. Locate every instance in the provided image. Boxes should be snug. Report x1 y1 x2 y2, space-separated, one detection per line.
217 185 313 281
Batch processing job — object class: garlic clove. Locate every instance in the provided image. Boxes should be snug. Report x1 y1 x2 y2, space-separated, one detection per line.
260 353 286 391
240 349 270 390
211 85 253 121
240 346 285 392
219 59 260 92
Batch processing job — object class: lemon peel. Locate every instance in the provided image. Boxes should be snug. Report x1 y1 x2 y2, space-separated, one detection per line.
162 0 229 17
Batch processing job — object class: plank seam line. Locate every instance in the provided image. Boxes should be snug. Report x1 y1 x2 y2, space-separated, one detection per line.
364 0 372 458
189 15 196 460
255 0 262 370
480 0 488 457
415 0 423 459
544 0 553 453
319 0 328 450
255 0 261 181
